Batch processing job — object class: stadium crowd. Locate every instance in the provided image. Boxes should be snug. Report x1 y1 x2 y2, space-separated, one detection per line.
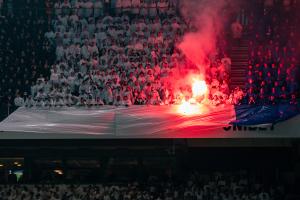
0 171 286 200
0 0 52 118
244 0 299 105
16 0 238 108
0 0 299 117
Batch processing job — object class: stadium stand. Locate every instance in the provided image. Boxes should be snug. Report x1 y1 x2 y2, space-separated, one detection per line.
0 0 298 121
0 143 299 199
245 0 299 105
0 0 233 111
0 1 300 199
0 172 290 200
0 0 52 119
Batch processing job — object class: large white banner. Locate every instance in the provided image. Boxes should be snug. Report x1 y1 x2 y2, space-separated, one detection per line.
0 105 299 139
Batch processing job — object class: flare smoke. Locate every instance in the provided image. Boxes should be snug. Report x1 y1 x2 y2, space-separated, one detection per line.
178 0 234 74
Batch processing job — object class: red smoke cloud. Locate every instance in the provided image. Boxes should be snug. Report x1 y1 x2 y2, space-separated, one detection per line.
177 0 232 75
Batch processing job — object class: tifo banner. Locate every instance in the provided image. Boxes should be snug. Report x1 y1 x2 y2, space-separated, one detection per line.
232 104 300 125
0 105 299 139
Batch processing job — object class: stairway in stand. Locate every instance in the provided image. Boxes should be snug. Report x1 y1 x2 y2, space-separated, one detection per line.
229 38 249 90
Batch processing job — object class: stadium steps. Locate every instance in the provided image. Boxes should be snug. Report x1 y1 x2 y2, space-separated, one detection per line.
229 39 249 90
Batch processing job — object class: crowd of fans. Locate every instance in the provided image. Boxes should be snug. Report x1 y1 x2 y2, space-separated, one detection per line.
15 0 237 108
0 0 299 118
244 0 299 105
0 1 53 120
0 171 287 200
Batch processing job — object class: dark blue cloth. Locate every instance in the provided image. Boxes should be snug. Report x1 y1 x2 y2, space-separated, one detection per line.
231 103 300 125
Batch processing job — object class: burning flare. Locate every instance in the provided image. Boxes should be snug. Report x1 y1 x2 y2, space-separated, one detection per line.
192 79 208 98
178 78 208 116
178 100 200 115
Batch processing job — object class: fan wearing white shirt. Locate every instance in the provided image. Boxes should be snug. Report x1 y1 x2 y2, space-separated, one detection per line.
76 0 84 17
83 0 93 18
81 42 91 59
122 95 132 106
54 1 62 15
35 99 44 108
140 0 148 16
158 0 169 15
148 0 158 18
115 0 123 14
131 0 141 15
103 85 114 105
24 96 36 108
88 41 99 56
43 97 51 108
122 0 132 13
36 89 47 100
14 94 25 107
95 96 104 106
53 96 64 107
56 44 65 61
94 0 104 17
45 29 55 44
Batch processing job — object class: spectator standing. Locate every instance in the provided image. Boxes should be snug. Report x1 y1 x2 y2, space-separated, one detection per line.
231 19 243 42
14 93 24 107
